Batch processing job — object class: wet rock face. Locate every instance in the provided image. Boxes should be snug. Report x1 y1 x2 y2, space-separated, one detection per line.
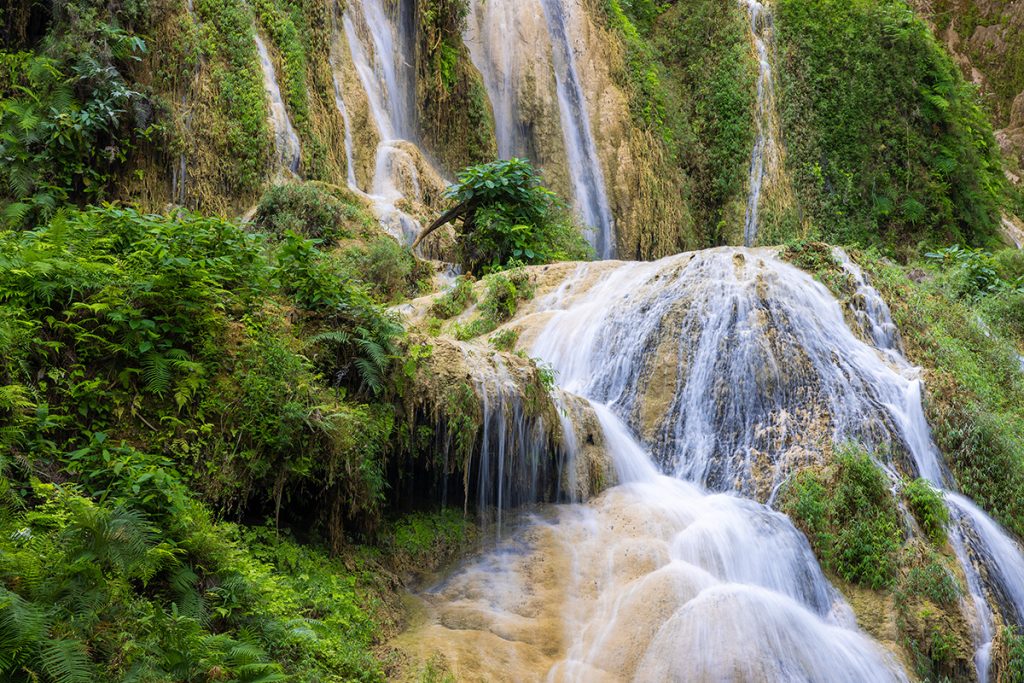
506 248 928 501
400 336 612 516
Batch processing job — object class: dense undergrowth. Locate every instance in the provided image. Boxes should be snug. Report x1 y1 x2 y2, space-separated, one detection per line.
775 0 1006 251
0 185 498 680
782 444 973 679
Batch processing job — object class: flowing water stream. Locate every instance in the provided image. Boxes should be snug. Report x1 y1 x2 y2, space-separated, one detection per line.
340 0 430 245
740 0 778 247
254 34 302 176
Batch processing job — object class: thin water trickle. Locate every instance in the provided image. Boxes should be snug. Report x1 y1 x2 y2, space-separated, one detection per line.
740 0 777 247
254 34 302 175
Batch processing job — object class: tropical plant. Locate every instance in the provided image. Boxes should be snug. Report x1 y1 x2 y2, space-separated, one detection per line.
415 158 591 272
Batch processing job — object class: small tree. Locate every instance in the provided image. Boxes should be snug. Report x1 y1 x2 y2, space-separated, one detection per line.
413 158 591 272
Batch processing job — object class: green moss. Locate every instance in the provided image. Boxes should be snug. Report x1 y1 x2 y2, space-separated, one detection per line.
775 0 1005 249
382 508 477 578
194 0 272 194
782 444 902 589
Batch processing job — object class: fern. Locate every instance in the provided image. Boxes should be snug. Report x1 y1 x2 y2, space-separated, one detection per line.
141 351 171 396
304 330 351 348
38 638 93 683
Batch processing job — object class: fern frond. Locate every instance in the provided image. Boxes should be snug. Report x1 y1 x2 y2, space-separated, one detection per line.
353 357 383 396
304 330 351 348
141 351 171 396
38 638 92 683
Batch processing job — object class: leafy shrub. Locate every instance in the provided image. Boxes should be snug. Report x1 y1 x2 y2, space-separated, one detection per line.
925 244 1024 297
783 444 902 589
431 276 477 319
254 183 350 244
440 159 591 273
899 551 960 607
479 266 533 324
488 328 519 352
340 236 431 303
0 41 158 227
451 267 533 340
903 478 950 545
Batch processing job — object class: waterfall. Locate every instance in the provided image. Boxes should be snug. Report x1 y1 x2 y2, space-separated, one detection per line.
740 0 777 247
340 0 429 245
464 0 534 159
400 247 1024 679
465 0 616 259
835 251 1024 681
539 0 616 259
460 345 562 537
254 34 302 176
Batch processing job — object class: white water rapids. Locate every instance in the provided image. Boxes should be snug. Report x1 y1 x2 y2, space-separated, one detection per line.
396 247 1024 680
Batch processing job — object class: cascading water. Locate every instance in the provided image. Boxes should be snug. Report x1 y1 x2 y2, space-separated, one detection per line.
397 249 930 679
254 34 302 176
835 251 1024 681
463 0 536 160
740 0 778 247
538 0 616 259
340 0 430 245
465 0 616 259
400 247 1024 679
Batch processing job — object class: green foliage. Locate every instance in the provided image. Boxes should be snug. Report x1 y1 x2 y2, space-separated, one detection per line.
775 0 1005 248
1001 627 1024 683
903 479 949 546
444 159 592 273
193 0 272 193
0 203 442 680
894 545 969 680
254 183 351 244
602 0 756 240
451 267 533 341
0 481 386 682
340 236 432 304
479 266 533 324
858 250 1024 538
783 444 902 589
0 205 400 519
1 38 158 227
488 328 519 352
431 276 477 319
925 244 1024 297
